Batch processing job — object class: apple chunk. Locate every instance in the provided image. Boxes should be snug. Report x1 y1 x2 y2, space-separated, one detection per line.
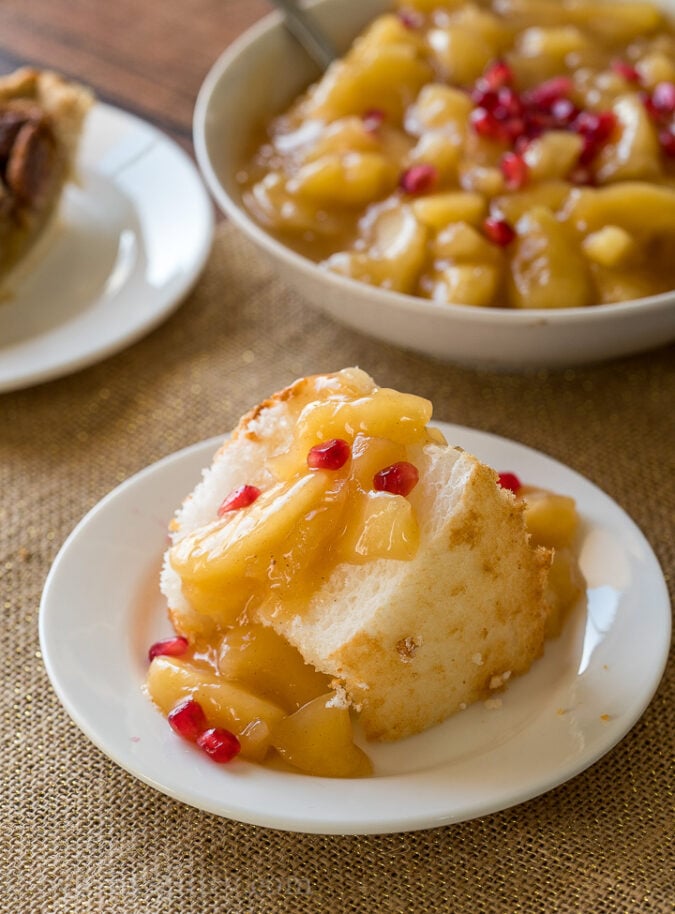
271 694 372 778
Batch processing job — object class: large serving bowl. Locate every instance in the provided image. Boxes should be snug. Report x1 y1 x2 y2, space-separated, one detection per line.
194 0 675 369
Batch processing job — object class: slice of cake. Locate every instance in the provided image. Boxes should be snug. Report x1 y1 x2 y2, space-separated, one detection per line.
161 368 552 743
0 67 93 289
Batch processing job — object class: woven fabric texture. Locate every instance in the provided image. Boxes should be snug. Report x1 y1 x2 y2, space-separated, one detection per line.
1 221 673 914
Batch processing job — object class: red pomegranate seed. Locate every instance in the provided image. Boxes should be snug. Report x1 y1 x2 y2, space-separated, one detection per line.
524 109 552 138
168 699 208 742
578 135 600 165
362 108 385 132
217 484 261 516
501 151 529 189
398 8 422 29
659 128 675 157
148 636 189 661
611 60 640 83
471 86 500 110
470 107 510 141
197 727 241 763
483 216 516 247
481 59 513 91
575 110 616 142
496 87 523 118
525 76 573 109
504 116 527 141
550 97 579 126
497 472 522 494
399 163 438 195
641 90 659 119
651 81 675 115
373 461 419 497
307 438 351 470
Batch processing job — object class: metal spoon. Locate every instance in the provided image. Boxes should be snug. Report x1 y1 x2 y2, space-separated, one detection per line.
268 0 337 71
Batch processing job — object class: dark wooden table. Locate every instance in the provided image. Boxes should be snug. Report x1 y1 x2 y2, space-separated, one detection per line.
0 0 269 153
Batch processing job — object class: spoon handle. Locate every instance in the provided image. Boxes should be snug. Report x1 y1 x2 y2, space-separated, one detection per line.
269 0 337 71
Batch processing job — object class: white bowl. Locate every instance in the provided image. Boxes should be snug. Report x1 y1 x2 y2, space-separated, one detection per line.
194 0 675 369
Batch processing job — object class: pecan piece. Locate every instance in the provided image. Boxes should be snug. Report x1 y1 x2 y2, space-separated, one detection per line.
5 119 58 206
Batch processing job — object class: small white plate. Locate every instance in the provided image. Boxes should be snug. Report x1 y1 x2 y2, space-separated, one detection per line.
40 424 671 835
0 103 214 392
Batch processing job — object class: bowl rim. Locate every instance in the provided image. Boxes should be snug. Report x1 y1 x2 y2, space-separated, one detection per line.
193 0 675 328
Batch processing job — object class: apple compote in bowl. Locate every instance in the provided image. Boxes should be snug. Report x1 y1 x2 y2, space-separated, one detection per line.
194 0 675 367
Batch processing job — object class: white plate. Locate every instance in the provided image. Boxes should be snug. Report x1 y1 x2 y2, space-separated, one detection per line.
40 423 671 834
0 103 214 392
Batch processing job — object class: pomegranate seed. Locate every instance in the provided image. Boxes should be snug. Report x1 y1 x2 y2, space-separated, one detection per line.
398 8 422 29
575 110 616 143
651 82 675 115
504 116 527 141
483 216 516 247
497 472 522 494
641 90 659 119
578 135 600 166
399 163 438 194
501 151 529 189
523 110 551 138
217 484 261 516
550 97 579 126
525 76 573 109
148 636 189 661
470 107 510 141
495 87 522 118
659 128 675 157
481 59 513 91
373 461 419 497
168 699 208 742
362 108 385 132
197 727 241 763
307 438 351 470
471 86 500 110
611 60 640 83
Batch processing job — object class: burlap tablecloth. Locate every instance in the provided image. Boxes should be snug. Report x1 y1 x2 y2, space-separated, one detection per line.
2 220 673 913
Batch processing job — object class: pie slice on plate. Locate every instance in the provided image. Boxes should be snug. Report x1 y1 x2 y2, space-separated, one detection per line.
0 67 93 291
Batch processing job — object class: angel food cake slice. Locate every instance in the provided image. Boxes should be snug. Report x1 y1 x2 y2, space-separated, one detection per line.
0 67 93 291
146 368 574 776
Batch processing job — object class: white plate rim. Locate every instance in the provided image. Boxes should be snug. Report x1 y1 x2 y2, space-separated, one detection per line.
0 101 214 393
39 423 672 834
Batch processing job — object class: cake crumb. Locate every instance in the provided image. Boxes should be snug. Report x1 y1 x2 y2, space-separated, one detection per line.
485 698 502 710
325 685 349 709
471 652 484 666
489 670 512 690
